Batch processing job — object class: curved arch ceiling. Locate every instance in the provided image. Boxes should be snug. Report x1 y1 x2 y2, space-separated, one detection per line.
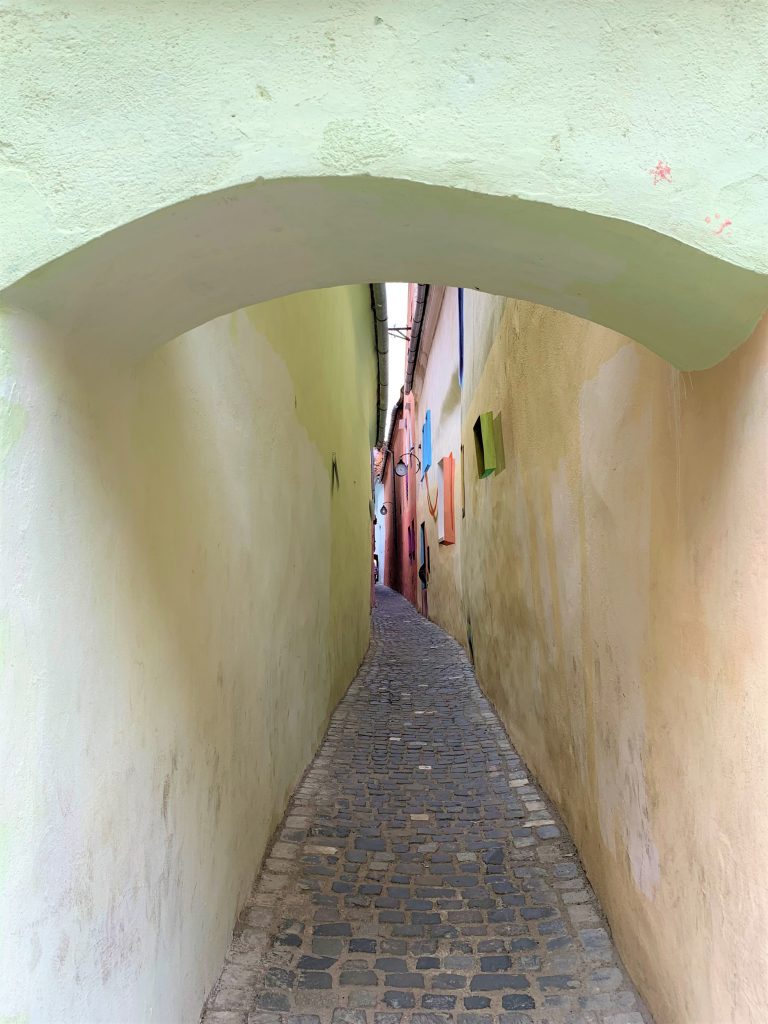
2 1 766 366
2 176 766 370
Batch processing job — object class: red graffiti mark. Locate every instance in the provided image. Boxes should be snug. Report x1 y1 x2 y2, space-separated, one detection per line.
649 160 672 185
705 213 733 235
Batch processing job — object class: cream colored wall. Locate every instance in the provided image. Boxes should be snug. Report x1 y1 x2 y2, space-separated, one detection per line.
459 294 768 1023
0 286 376 1023
414 289 465 645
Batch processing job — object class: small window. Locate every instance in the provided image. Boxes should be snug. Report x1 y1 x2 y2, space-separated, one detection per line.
437 454 456 544
422 410 432 477
473 412 497 478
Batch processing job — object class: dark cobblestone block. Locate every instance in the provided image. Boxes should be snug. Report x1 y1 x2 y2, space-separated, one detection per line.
502 994 536 1010
255 993 289 1011
356 838 386 851
297 972 332 990
341 970 379 986
380 938 407 955
422 994 456 1010
540 974 579 989
385 973 424 988
314 923 351 936
463 996 491 1009
431 973 466 990
264 968 295 988
488 908 517 923
520 906 554 920
471 974 530 991
349 938 377 953
442 955 472 970
479 955 512 972
375 957 407 972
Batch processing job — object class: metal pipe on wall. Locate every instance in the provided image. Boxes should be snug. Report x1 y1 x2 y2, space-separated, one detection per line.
370 283 389 448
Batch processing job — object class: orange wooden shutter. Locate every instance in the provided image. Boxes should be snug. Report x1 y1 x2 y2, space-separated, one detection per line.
444 453 456 544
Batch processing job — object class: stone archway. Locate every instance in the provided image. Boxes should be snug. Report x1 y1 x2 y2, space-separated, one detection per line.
3 175 767 370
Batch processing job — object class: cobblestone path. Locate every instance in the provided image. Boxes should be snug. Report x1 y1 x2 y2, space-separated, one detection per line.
202 586 650 1024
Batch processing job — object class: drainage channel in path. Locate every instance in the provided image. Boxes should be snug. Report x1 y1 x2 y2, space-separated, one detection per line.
202 585 651 1024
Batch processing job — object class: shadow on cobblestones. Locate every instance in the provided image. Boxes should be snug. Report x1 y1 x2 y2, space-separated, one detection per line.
201 586 652 1024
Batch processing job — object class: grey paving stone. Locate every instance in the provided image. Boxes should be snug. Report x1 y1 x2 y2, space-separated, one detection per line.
349 991 378 1008
422 994 456 1009
341 970 379 986
200 588 652 1023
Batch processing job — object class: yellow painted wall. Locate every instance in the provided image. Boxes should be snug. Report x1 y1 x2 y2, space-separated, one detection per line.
460 296 768 1023
0 286 376 1023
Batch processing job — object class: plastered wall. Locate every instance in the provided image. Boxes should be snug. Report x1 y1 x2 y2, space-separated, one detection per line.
0 286 376 1023
3 3 768 369
459 294 768 1023
413 289 465 645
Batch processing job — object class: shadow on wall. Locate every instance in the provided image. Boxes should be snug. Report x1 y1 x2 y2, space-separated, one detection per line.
0 298 359 1021
460 301 768 1024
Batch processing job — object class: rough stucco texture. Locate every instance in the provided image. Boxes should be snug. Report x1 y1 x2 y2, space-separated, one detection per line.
2 0 766 278
1 2 767 371
459 293 768 1024
0 286 377 1023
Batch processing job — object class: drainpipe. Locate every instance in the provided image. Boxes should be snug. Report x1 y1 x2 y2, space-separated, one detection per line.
404 284 428 395
370 284 389 448
391 449 400 593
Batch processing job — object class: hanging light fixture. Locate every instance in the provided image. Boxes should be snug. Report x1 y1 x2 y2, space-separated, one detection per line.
395 447 421 477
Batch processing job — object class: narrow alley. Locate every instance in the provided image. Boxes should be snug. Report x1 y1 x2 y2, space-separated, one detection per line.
202 587 649 1024
4 7 768 1023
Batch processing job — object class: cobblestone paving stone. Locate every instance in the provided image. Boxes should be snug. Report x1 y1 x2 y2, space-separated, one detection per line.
201 586 652 1024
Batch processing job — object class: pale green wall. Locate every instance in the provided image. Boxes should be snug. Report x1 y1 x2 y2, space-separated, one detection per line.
2 2 767 368
3 1 766 278
0 286 376 1023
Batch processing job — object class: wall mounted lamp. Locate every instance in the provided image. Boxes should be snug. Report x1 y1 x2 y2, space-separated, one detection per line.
395 448 421 477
